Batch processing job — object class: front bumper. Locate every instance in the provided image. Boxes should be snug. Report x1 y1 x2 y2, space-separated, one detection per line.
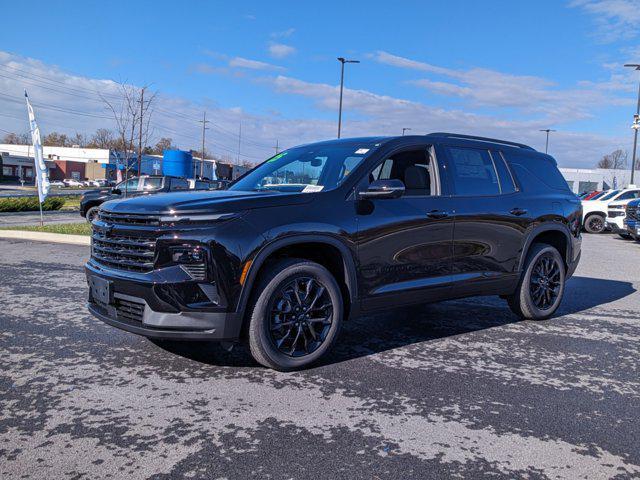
85 262 242 341
605 215 626 233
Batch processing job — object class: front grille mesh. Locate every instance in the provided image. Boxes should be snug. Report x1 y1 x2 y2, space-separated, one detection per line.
628 205 638 221
91 229 156 272
181 264 207 281
115 298 145 322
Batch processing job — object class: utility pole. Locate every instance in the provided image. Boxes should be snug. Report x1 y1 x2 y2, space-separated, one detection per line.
337 57 360 139
539 129 556 154
402 127 411 136
199 111 209 178
274 139 279 155
237 121 242 165
624 64 640 185
138 87 145 174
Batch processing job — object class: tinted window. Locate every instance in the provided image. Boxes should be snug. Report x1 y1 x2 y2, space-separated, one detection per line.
493 151 517 193
616 190 640 201
503 151 571 192
141 177 163 191
600 190 620 201
447 147 499 196
170 178 189 191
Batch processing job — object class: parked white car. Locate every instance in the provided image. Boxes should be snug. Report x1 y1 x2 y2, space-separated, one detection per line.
49 180 65 188
582 187 640 233
63 179 83 187
606 193 640 238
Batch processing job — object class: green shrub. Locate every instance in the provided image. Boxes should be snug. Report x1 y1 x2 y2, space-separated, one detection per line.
0 196 65 212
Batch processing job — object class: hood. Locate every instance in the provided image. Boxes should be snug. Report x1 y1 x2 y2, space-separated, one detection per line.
101 189 315 215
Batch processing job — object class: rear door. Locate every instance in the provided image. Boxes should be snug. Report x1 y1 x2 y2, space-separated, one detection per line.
443 145 528 296
356 144 455 310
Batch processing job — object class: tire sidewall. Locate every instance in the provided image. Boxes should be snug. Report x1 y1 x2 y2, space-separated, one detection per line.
250 261 343 370
86 206 99 223
585 214 605 233
521 246 565 319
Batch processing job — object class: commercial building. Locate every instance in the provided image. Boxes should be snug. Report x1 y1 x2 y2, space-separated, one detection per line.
0 144 111 182
559 167 637 193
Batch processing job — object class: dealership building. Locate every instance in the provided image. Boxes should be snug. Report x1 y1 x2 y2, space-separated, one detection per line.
0 144 111 182
559 167 636 194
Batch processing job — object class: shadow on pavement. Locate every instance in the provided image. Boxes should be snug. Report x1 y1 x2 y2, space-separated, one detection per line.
151 275 635 369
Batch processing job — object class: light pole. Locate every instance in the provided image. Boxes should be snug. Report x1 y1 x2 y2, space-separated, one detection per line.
539 129 556 154
337 57 359 139
402 128 411 136
624 64 640 185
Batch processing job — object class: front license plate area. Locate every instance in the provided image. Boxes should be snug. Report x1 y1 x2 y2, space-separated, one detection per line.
89 275 112 306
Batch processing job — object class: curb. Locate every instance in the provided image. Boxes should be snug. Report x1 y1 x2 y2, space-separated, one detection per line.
0 230 90 246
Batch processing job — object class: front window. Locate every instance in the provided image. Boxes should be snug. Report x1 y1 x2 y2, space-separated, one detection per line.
117 178 139 191
230 142 377 193
600 190 620 201
141 177 164 191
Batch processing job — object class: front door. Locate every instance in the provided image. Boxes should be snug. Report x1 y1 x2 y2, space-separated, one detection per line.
356 145 454 310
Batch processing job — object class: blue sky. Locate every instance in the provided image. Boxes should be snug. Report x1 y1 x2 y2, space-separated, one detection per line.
1 0 639 166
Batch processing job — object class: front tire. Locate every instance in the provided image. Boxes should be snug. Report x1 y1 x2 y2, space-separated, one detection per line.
86 206 100 223
618 232 632 240
507 243 566 320
247 258 343 371
584 214 605 234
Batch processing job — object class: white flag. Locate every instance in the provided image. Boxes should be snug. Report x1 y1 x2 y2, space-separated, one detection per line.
25 91 49 203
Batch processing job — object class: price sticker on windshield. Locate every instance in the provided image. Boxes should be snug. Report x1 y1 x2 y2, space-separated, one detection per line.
302 185 324 193
354 148 369 155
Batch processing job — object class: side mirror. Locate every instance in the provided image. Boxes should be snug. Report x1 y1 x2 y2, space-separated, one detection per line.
358 179 405 200
111 188 121 195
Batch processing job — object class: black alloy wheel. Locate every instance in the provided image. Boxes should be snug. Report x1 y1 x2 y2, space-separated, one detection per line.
247 258 343 371
269 277 333 357
585 214 605 234
529 254 562 310
86 206 100 223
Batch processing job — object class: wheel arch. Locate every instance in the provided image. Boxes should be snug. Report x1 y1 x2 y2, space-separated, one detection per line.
236 235 359 327
519 224 572 272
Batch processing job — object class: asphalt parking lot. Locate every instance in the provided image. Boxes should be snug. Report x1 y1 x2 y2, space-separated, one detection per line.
1 234 639 479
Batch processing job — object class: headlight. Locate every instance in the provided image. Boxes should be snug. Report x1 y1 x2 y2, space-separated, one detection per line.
170 245 205 264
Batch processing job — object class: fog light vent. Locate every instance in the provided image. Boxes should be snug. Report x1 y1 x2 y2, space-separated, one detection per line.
181 264 207 280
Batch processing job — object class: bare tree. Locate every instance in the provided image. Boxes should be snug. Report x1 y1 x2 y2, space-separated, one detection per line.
88 128 116 149
101 81 157 194
43 132 71 147
597 149 628 169
2 132 31 144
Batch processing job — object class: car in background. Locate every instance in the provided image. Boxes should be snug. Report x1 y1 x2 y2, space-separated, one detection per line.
80 175 196 222
625 198 640 240
581 188 640 233
187 178 219 190
581 190 602 200
606 196 640 239
49 180 65 188
63 178 84 187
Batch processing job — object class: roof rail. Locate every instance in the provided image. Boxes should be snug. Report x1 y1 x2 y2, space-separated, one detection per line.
427 132 535 151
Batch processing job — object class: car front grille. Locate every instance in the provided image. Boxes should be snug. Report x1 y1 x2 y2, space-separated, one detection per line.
627 205 638 221
180 264 207 281
91 229 156 272
98 211 161 226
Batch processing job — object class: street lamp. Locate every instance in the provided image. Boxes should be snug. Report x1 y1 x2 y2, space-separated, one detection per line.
539 129 556 154
402 128 412 136
624 63 640 185
337 57 359 139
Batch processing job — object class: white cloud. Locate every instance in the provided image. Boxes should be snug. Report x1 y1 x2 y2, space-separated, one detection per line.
228 56 284 71
270 28 295 39
0 51 628 169
570 0 640 42
372 50 631 123
268 43 296 59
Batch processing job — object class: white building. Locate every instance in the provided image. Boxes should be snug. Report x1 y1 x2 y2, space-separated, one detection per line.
0 144 111 182
559 167 637 193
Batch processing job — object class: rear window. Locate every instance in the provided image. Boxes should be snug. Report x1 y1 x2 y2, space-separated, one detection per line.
502 152 570 192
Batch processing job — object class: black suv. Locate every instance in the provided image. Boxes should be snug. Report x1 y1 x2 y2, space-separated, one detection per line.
80 175 217 222
85 133 582 370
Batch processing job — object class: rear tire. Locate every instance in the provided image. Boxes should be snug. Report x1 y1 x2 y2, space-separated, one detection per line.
618 232 632 240
247 258 343 371
584 214 605 234
506 243 565 320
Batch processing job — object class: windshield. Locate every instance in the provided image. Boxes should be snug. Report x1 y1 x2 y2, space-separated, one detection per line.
230 142 378 193
599 190 620 201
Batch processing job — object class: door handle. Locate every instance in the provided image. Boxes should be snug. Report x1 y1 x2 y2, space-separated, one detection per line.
510 207 528 216
426 210 449 219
